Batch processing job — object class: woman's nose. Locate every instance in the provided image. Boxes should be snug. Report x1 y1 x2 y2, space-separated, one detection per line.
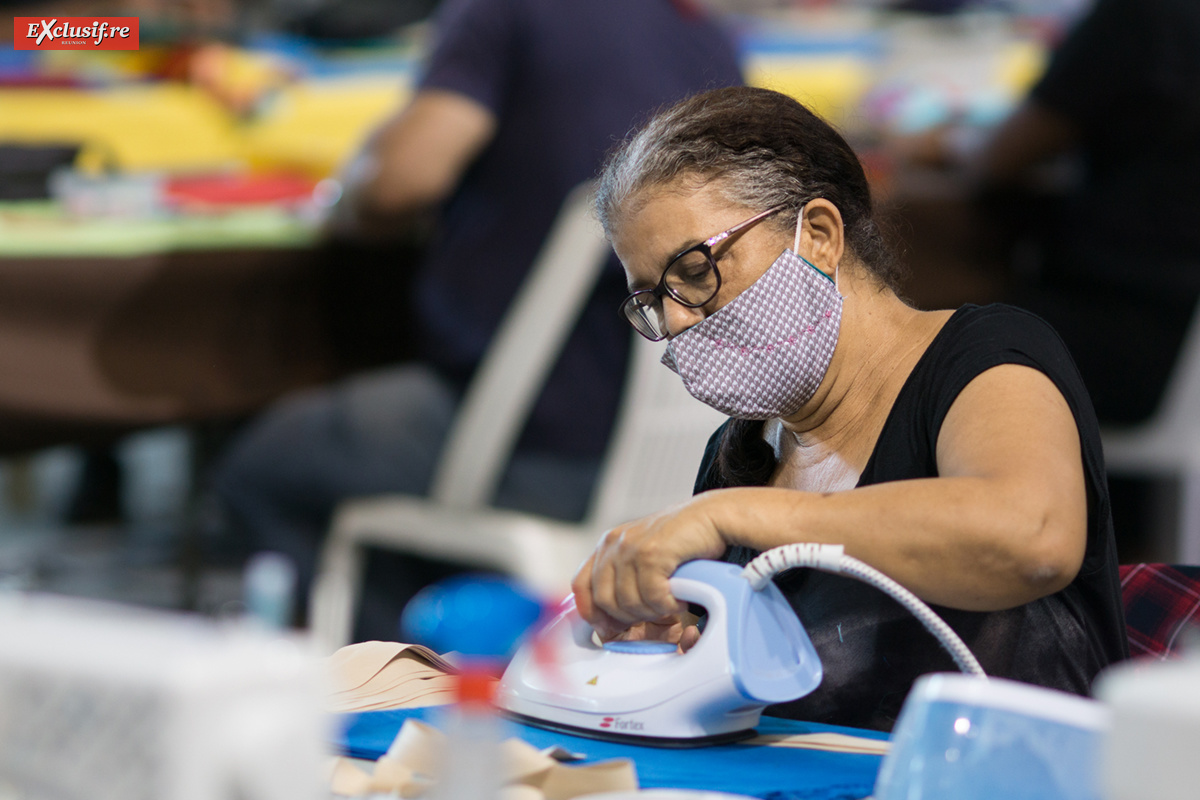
663 296 705 338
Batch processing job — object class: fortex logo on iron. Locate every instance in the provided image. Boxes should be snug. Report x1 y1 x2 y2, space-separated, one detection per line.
13 17 140 50
599 716 645 732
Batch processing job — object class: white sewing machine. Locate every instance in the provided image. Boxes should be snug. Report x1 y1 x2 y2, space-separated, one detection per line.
0 593 327 800
1096 645 1200 800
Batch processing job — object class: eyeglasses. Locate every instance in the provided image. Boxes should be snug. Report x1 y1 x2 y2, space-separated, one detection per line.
619 205 787 341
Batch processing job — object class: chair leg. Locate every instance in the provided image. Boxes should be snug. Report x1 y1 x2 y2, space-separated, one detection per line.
309 535 365 654
1180 473 1200 566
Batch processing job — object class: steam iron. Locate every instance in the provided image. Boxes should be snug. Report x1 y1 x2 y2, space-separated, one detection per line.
495 559 822 747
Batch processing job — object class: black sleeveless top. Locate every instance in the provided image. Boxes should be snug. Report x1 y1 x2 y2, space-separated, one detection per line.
693 304 1129 732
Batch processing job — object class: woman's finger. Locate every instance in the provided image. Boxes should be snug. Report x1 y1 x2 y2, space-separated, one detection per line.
591 608 629 641
636 551 685 621
570 552 598 621
611 521 677 623
611 557 659 623
576 503 726 636
574 550 623 637
589 549 637 635
589 525 639 622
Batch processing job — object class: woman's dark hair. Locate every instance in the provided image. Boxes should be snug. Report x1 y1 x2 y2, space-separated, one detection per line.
597 86 901 487
596 85 900 289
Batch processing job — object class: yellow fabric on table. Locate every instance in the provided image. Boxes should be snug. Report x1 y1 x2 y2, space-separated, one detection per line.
745 55 874 130
995 38 1046 95
242 77 410 177
0 76 407 180
0 84 241 172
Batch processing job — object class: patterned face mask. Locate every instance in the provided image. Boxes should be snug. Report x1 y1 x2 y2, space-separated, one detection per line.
661 207 844 419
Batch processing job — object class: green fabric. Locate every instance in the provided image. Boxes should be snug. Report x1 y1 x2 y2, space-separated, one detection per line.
0 201 318 257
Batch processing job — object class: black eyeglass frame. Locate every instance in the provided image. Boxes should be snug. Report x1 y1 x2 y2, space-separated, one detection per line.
619 204 789 341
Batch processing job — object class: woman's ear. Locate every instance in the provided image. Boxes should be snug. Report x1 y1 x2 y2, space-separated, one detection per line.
798 198 845 278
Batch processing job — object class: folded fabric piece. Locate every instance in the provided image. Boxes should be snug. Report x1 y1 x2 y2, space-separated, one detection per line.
324 641 462 713
742 732 890 756
328 719 637 799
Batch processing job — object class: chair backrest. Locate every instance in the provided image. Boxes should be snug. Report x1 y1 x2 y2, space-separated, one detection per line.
1101 302 1200 475
427 177 726 527
1151 305 1200 439
585 335 727 528
428 181 612 509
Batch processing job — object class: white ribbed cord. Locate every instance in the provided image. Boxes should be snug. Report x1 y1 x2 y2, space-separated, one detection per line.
741 543 987 678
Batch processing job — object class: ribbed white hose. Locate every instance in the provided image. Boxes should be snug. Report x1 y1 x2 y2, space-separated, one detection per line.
741 543 988 678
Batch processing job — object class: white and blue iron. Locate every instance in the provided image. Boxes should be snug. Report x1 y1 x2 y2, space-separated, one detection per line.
495 559 823 747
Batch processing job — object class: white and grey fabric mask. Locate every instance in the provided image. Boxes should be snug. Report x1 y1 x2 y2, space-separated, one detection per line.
661 209 843 419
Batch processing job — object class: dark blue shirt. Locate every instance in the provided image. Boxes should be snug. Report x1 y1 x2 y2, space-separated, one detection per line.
413 0 743 457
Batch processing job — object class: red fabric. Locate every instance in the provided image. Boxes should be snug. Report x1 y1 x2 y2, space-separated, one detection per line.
1118 563 1200 659
164 173 317 209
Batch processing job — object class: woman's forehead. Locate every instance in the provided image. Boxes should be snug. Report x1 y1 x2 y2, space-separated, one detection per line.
615 184 715 258
617 178 729 236
636 173 724 209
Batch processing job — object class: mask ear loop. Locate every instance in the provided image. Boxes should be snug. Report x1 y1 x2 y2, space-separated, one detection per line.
794 202 843 296
792 203 805 254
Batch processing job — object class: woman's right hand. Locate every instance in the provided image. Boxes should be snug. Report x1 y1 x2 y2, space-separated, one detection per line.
571 494 727 641
598 615 703 652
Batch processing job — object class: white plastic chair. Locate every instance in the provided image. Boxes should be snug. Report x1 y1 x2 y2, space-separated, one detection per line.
309 183 725 651
1100 305 1200 564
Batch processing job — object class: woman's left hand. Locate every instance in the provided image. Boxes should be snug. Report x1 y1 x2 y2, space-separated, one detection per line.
571 494 728 640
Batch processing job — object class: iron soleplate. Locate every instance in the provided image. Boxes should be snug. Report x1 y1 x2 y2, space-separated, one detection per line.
501 709 757 749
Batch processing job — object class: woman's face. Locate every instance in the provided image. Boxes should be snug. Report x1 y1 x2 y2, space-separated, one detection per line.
611 179 794 339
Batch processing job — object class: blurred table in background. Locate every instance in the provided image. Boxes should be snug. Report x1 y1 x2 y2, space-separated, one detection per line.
0 203 333 454
0 8 1069 453
0 60 415 453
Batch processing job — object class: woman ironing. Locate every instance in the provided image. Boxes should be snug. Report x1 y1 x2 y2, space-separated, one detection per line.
572 87 1128 731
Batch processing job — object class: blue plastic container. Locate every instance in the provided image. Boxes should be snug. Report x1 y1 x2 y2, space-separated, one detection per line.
875 673 1109 800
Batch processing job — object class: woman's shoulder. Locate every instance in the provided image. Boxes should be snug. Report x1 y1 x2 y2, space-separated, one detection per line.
943 302 1063 338
927 303 1078 374
903 302 1093 442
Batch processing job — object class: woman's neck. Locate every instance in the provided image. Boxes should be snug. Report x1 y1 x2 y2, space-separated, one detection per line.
772 281 952 480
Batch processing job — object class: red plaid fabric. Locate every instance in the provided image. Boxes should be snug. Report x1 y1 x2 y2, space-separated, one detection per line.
1118 563 1200 659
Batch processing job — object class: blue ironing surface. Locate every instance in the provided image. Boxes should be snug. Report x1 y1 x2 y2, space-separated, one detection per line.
337 708 887 800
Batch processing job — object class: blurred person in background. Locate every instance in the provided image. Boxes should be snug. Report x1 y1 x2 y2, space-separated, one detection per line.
977 0 1200 563
896 0 1200 560
211 0 743 640
973 0 1200 429
263 0 440 41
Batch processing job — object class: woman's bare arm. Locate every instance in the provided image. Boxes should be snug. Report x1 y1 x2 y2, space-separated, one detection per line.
573 363 1088 636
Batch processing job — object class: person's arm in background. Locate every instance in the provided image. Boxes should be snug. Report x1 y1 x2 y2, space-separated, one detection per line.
971 99 1077 185
325 0 516 240
328 89 497 240
974 0 1145 187
897 0 1130 185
